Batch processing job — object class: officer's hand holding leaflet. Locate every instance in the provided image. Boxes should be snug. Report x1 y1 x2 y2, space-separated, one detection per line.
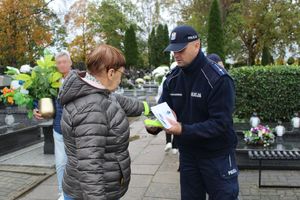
156 105 182 135
165 117 182 135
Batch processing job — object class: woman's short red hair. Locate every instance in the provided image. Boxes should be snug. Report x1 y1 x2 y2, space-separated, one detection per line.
86 44 126 75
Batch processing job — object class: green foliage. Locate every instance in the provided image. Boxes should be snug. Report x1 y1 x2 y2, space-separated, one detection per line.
230 65 300 122
13 90 34 118
287 57 295 65
13 91 33 108
89 0 128 50
261 47 273 66
207 0 225 61
124 25 139 67
148 24 170 67
14 54 62 99
5 66 20 76
181 0 212 46
162 25 170 66
183 0 300 65
226 0 300 65
148 28 156 67
155 24 166 66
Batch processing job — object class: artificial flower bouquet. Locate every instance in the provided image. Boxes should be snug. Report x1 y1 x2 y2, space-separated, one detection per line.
0 84 34 116
0 87 15 105
243 125 275 147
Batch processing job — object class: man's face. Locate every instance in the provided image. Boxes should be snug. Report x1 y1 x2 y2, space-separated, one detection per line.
173 40 200 67
56 55 72 75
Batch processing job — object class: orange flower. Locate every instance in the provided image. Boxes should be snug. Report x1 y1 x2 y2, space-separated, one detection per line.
7 96 14 104
1 87 14 95
2 87 9 95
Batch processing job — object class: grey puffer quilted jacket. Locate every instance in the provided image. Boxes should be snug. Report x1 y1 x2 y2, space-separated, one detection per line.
59 71 144 200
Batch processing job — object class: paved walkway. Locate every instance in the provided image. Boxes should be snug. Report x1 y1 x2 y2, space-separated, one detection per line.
1 117 300 200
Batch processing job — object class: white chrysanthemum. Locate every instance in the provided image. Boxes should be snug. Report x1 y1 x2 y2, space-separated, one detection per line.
6 66 20 74
20 65 32 73
10 80 21 90
20 87 29 95
143 75 151 81
135 78 145 84
154 73 165 79
152 66 170 77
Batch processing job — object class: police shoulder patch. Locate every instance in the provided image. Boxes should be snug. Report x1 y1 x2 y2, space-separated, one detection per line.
201 61 227 88
211 62 227 76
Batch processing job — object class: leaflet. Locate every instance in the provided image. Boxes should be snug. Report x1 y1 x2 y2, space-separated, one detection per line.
151 102 176 129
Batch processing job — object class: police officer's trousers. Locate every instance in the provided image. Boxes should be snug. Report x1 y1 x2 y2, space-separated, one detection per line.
179 150 239 200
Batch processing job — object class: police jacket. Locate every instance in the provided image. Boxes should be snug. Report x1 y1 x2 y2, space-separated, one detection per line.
159 51 237 158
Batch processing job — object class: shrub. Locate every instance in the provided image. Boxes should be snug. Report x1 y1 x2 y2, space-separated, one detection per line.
287 57 295 65
207 0 225 61
261 47 273 66
230 65 300 122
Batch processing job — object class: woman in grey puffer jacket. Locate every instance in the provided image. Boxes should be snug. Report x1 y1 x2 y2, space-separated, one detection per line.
59 45 149 200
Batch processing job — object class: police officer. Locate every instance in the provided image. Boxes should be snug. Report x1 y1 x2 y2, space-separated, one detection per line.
207 53 225 68
146 25 239 200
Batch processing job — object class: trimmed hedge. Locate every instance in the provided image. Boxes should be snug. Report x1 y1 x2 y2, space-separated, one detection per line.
230 65 300 122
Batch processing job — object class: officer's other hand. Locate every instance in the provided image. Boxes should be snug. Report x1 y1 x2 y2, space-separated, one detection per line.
33 109 44 120
165 118 182 135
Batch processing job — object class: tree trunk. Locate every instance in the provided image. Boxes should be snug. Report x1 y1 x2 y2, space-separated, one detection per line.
248 48 256 66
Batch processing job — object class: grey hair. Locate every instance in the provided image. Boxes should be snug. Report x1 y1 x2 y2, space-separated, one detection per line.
55 51 71 61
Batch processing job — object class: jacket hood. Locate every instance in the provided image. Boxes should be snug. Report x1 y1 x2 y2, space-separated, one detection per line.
58 71 110 106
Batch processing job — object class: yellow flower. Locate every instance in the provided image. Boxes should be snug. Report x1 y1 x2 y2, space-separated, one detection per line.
7 96 14 104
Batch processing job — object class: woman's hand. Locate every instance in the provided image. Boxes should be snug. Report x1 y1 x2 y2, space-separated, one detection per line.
33 109 44 120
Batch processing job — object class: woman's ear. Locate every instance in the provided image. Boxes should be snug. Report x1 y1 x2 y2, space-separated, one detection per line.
107 68 115 81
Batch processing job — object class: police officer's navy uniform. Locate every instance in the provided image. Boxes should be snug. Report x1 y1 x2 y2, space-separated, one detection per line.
159 25 239 200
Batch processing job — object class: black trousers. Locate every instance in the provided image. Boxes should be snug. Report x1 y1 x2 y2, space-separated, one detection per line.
180 150 239 200
165 134 178 149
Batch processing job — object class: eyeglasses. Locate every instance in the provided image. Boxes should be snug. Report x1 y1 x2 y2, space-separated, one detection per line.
106 66 130 77
116 69 129 77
